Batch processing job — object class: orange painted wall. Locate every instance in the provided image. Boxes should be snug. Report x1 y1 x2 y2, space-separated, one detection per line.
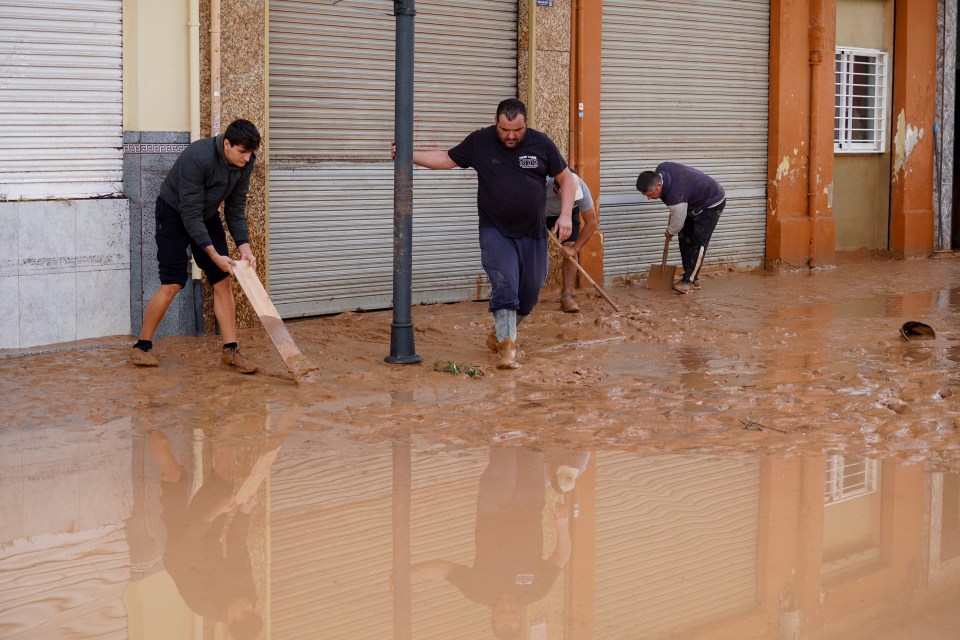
575 0 603 284
889 0 937 257
767 0 837 269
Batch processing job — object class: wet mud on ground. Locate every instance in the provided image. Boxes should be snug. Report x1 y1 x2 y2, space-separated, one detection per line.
4 256 960 470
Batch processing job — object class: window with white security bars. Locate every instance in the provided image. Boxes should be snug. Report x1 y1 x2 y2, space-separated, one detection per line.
834 47 889 153
824 456 879 505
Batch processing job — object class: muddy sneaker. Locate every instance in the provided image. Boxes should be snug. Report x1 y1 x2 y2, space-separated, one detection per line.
560 293 580 313
486 330 499 352
496 337 520 370
673 280 694 295
129 348 159 367
691 280 702 290
221 348 258 374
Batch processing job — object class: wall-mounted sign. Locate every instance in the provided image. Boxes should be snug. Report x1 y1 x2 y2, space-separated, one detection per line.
537 0 553 6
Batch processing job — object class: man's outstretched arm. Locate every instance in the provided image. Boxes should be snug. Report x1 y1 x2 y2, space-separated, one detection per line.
413 150 457 169
391 142 457 169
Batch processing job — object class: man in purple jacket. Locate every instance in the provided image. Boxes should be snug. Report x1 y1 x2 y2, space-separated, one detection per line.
636 162 725 294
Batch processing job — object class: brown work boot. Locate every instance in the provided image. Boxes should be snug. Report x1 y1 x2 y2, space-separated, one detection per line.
673 280 694 295
486 330 499 352
221 347 258 374
560 292 580 313
129 347 159 367
496 337 520 369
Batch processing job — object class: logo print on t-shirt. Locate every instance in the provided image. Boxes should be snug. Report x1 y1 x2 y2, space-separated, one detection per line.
514 574 535 585
519 156 539 169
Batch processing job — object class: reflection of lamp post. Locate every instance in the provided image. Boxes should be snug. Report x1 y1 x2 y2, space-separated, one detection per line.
386 0 421 365
392 437 412 639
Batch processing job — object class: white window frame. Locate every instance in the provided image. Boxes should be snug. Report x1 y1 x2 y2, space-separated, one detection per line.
834 47 889 153
824 456 879 505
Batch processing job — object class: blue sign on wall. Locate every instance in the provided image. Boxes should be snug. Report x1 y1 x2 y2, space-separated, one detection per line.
537 0 553 6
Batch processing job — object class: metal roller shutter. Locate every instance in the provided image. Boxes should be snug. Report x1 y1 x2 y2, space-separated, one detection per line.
270 443 492 638
600 0 770 280
0 0 122 201
268 0 517 316
595 453 760 637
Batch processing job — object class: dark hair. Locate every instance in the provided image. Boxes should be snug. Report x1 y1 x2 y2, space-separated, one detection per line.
636 170 661 193
496 98 527 123
227 611 263 640
224 119 262 152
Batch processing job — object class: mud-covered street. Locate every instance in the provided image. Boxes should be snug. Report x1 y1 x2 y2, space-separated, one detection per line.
7 255 960 463
3 256 960 638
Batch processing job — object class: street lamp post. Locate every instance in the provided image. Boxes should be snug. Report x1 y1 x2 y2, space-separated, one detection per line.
385 0 421 365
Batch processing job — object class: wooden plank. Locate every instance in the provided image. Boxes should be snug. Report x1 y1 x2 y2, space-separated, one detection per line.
232 260 320 384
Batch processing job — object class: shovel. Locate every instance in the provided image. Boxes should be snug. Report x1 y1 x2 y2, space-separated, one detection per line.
646 236 677 290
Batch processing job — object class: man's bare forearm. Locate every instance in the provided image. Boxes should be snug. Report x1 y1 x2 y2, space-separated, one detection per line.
413 150 457 169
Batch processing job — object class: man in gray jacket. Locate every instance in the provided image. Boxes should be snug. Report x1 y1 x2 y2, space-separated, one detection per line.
130 119 261 372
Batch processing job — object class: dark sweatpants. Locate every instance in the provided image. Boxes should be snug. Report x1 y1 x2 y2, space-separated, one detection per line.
479 226 548 316
678 200 724 283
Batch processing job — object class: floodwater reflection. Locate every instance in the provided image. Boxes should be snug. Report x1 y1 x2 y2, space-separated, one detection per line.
1 421 960 639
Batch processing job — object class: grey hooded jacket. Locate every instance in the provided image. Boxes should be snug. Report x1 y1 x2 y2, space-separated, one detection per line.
158 133 255 249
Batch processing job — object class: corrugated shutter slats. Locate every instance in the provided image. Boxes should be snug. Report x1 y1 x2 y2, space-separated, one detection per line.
596 453 761 636
600 0 770 278
0 0 122 200
268 0 517 316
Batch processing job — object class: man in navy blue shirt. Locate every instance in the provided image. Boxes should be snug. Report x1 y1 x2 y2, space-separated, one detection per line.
636 162 725 294
405 447 572 639
404 99 577 368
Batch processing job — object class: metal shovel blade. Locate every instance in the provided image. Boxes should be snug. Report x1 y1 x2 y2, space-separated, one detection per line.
647 236 677 290
646 263 678 290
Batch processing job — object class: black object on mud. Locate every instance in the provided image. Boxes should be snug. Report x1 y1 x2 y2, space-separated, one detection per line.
899 321 936 340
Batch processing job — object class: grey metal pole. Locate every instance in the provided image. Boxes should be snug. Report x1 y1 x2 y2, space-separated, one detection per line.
386 0 421 365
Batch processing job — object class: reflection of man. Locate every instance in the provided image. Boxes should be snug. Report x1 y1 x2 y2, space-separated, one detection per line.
410 447 573 640
147 429 278 640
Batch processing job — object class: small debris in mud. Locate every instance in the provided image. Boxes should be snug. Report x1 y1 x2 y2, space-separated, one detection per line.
899 321 935 340
431 361 485 378
881 398 909 414
572 366 606 380
595 316 622 331
741 419 787 434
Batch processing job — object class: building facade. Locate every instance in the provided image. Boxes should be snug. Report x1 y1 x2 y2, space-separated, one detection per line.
0 0 953 349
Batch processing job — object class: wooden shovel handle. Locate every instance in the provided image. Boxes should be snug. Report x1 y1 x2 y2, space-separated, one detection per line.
661 235 670 269
548 233 620 312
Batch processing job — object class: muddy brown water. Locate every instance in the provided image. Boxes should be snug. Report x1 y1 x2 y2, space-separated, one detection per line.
2 256 960 638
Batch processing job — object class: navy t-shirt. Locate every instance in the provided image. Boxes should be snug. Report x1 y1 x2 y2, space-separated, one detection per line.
445 507 562 606
448 125 567 239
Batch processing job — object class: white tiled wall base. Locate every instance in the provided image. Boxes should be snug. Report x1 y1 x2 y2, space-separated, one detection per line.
0 199 130 350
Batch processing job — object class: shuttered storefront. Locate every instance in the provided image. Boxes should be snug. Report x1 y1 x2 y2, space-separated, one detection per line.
600 0 769 279
270 442 492 638
595 453 761 636
0 0 122 200
268 0 517 317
